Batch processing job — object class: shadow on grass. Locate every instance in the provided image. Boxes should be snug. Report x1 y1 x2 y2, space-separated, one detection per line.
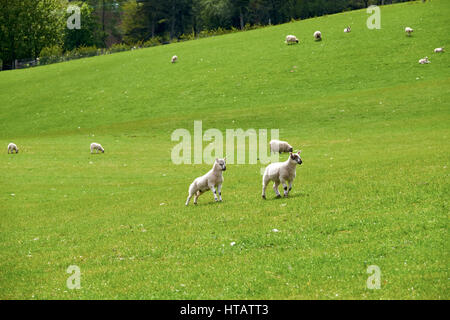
263 192 309 200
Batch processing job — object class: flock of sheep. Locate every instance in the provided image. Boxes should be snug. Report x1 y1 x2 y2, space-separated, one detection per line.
403 27 445 64
7 142 105 154
170 25 443 66
7 20 445 206
185 139 300 205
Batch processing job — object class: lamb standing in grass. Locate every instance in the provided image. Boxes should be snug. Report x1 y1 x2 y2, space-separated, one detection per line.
185 158 226 205
262 151 302 199
314 31 322 41
344 26 351 33
405 27 414 36
434 47 444 53
7 143 19 154
270 139 293 154
90 143 104 153
285 35 299 44
171 55 178 63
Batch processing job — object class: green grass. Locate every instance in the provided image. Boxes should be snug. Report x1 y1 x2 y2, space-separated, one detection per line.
0 0 449 299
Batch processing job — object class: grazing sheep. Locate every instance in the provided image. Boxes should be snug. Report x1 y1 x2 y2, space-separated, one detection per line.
405 27 414 36
285 35 299 44
7 143 19 154
314 31 322 41
419 56 430 64
171 55 178 63
185 158 226 205
90 142 104 153
262 151 302 199
434 47 444 53
270 139 293 154
344 26 351 33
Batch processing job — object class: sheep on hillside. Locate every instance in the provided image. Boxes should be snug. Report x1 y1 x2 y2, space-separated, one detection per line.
185 158 226 205
90 143 105 153
405 27 414 36
171 55 178 63
418 56 430 64
262 151 303 199
314 31 322 41
285 35 299 44
7 143 19 154
270 140 293 154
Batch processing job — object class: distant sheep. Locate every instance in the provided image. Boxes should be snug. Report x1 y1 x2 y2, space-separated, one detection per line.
7 143 19 154
314 31 322 41
344 26 351 33
90 143 104 153
171 55 178 63
405 27 414 36
262 151 303 199
185 158 226 205
434 47 444 53
285 35 299 44
270 139 293 154
418 56 430 64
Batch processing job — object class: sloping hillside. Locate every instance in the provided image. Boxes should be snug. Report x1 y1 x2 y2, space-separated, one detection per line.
0 0 448 299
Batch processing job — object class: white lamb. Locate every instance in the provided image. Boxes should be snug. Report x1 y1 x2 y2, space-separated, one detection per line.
185 158 226 205
285 35 299 44
171 55 178 63
90 142 104 153
405 27 413 36
270 139 293 154
434 47 444 53
344 26 351 33
419 56 430 64
7 142 19 154
262 151 302 199
314 31 322 41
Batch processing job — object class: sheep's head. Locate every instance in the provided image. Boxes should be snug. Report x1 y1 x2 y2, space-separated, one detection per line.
289 146 293 152
215 158 226 171
290 151 302 165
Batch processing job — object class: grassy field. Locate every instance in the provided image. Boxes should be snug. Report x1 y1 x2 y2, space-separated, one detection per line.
0 0 449 299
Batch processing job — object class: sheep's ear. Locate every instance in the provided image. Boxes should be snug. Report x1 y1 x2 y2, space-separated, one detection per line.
297 150 302 155
215 158 219 162
223 157 227 162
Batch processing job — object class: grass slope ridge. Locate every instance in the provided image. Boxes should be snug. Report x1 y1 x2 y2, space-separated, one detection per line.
0 1 449 299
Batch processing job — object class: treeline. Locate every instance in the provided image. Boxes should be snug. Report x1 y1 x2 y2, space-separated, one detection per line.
0 0 413 70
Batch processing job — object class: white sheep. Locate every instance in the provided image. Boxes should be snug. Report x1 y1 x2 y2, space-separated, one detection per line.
419 56 430 64
262 151 302 199
90 142 105 153
270 139 293 154
285 35 299 44
344 26 351 33
314 31 322 41
185 158 226 205
434 47 444 53
7 142 19 154
171 55 178 63
405 27 414 36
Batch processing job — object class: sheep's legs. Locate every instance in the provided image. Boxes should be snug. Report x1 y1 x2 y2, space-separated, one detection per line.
281 180 289 197
217 184 222 202
262 175 270 199
185 194 193 206
194 191 203 204
273 182 281 198
209 185 219 201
